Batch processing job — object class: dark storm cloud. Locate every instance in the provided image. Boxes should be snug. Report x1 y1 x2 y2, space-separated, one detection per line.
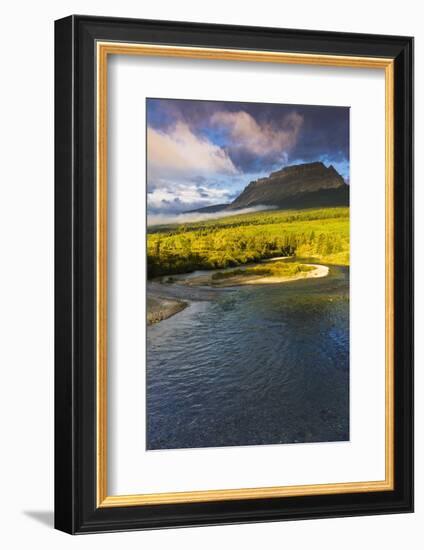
147 98 349 174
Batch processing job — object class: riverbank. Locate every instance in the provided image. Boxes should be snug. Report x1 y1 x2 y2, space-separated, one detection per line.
147 295 188 325
178 263 329 288
234 264 329 285
147 260 330 324
147 279 218 325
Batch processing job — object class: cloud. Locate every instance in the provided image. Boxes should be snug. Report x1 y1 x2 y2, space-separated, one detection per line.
147 205 276 227
147 122 238 181
145 100 349 215
147 180 232 214
210 110 303 157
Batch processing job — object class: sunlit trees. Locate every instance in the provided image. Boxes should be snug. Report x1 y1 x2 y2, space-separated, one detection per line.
147 207 349 278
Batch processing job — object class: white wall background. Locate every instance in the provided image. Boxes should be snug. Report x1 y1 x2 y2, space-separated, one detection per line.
0 0 420 547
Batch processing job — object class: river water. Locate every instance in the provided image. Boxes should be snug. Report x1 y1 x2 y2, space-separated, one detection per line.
146 263 349 450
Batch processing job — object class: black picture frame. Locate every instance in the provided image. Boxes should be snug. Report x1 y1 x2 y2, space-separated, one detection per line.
55 15 414 534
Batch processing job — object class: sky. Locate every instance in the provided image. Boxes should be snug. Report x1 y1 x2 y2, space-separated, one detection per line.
146 98 349 216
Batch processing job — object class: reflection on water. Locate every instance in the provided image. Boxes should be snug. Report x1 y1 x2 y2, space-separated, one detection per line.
146 264 349 450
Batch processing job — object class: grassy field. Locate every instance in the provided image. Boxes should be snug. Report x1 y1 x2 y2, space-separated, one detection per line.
211 262 315 281
147 207 349 278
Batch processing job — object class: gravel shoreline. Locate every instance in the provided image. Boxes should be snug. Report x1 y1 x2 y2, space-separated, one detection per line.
178 263 329 288
147 295 188 325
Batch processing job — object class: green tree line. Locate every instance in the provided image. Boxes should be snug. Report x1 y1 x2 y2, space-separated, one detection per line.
147 207 349 278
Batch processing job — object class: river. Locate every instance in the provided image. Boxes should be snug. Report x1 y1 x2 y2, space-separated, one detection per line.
146 263 349 450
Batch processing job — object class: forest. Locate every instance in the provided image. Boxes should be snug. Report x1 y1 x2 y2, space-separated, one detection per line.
147 207 349 278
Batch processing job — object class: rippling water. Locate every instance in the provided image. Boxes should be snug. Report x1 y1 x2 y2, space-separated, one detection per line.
146 264 349 450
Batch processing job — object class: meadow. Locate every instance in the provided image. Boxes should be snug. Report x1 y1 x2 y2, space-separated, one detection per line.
211 261 314 281
147 206 349 278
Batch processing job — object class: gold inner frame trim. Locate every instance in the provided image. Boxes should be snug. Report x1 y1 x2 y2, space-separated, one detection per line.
96 42 395 508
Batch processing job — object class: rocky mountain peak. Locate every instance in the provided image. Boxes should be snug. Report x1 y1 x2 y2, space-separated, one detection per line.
228 162 347 210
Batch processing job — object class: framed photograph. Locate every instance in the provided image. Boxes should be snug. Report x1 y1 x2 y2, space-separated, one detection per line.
54 15 413 533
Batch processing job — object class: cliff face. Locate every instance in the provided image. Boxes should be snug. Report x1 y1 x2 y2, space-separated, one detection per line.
228 162 348 210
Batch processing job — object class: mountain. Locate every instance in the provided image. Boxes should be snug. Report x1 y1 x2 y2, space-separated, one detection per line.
228 162 348 210
184 162 349 214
